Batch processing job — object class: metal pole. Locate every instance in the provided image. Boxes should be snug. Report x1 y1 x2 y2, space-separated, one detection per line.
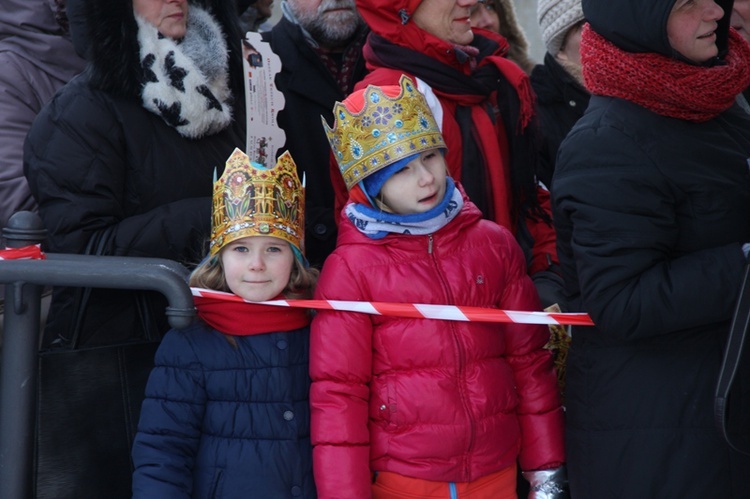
0 212 196 499
0 212 46 499
0 255 195 329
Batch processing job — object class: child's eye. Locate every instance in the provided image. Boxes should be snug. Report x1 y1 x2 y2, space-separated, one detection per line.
393 166 409 175
233 245 248 253
266 246 282 253
423 152 436 160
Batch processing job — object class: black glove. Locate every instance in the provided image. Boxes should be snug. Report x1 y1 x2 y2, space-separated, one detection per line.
532 268 567 311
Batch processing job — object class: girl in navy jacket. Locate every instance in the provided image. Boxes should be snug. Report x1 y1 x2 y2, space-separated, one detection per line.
132 149 318 498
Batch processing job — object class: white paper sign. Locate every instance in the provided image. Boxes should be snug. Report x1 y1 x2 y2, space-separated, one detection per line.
242 31 286 167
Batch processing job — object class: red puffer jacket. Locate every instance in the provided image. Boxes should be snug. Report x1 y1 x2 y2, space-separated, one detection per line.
310 198 565 499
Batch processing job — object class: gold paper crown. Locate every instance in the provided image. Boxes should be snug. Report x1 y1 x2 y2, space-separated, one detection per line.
323 75 445 190
210 148 304 257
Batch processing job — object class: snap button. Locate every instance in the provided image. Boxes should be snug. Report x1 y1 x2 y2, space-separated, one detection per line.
568 100 577 107
380 404 386 411
283 410 294 421
276 339 288 350
314 223 327 235
291 485 302 496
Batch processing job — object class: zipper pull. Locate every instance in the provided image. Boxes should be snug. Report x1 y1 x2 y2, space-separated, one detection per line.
428 235 433 254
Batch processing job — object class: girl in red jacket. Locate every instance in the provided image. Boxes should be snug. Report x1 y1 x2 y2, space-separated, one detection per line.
312 75 566 499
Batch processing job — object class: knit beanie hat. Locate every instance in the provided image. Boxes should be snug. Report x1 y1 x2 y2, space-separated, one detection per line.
537 0 585 55
361 154 419 199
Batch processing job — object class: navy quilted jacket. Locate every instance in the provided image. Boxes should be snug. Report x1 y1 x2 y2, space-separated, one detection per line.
132 321 315 498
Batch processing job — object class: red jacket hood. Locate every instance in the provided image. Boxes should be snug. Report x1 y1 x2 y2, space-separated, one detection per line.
355 0 508 73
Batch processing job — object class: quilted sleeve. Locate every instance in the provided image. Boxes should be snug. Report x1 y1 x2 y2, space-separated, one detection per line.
554 125 747 340
0 55 42 231
496 234 565 471
131 329 207 498
310 252 374 499
23 87 211 263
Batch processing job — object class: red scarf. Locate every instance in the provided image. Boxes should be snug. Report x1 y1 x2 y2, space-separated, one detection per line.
581 25 750 123
194 292 310 336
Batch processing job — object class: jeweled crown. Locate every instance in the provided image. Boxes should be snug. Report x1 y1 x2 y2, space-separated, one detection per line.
210 148 304 256
323 75 445 190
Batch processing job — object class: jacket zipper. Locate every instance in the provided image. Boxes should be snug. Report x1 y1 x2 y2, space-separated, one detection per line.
426 233 475 480
450 482 458 499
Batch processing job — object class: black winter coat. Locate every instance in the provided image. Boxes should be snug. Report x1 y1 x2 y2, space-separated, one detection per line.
554 0 750 495
530 53 589 191
555 98 750 498
263 18 368 268
24 0 245 347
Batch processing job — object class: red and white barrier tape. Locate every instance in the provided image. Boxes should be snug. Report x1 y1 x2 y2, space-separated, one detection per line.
0 246 591 326
191 287 594 326
0 244 45 260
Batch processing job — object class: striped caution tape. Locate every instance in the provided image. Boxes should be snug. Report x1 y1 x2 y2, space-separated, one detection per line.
0 248 592 326
191 287 594 326
0 244 45 260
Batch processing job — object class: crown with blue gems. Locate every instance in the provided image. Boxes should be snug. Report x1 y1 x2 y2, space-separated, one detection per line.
323 75 445 191
210 148 304 257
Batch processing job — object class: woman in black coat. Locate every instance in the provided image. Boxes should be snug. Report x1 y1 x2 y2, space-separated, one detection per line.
553 0 750 496
24 0 245 347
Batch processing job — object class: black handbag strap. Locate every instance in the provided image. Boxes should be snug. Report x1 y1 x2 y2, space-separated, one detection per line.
68 227 159 348
715 263 750 456
69 227 113 348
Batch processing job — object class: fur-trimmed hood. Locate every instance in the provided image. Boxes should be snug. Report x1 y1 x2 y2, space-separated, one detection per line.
67 0 244 100
494 0 535 73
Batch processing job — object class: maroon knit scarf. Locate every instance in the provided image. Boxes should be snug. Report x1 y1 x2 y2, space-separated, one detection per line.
581 25 750 122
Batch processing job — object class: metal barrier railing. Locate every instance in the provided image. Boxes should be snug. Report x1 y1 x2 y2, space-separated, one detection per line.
0 211 195 499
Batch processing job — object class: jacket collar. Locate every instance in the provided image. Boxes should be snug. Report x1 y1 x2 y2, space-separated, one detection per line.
272 16 366 109
336 184 482 247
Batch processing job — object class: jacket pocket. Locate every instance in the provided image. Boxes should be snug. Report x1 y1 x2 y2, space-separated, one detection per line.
370 374 398 427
